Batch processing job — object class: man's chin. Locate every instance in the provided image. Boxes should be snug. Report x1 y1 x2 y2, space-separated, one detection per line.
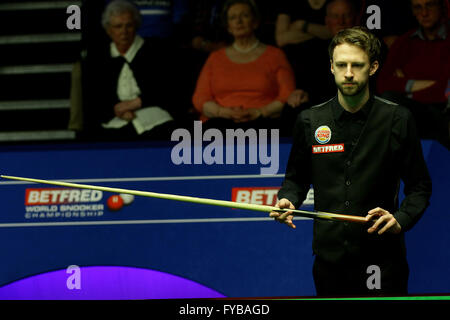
338 86 360 97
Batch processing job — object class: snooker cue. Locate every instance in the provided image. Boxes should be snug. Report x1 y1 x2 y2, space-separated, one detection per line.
0 175 368 224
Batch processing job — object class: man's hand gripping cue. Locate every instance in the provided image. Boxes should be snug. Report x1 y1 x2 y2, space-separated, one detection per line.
366 207 402 235
270 198 296 229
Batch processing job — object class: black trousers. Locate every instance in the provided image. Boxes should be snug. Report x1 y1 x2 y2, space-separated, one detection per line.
312 256 409 297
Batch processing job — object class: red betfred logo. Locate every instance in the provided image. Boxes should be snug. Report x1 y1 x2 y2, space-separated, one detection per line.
312 143 344 154
231 187 280 206
232 186 315 207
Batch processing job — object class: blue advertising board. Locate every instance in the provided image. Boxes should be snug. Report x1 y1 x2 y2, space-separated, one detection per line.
0 139 448 299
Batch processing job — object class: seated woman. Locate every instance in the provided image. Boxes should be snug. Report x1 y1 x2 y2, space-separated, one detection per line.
192 0 296 133
87 0 175 141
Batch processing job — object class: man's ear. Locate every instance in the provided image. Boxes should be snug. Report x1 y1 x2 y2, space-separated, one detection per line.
330 59 335 74
369 60 379 76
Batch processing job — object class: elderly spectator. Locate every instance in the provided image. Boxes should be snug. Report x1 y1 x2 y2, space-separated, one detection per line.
376 0 450 148
86 0 176 141
192 0 296 133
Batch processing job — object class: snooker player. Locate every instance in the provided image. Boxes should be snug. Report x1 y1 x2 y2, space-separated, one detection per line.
270 27 432 296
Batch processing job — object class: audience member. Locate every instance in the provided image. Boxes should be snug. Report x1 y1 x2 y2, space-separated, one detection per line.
252 1 281 46
376 0 450 148
85 0 177 141
275 0 333 49
286 0 360 107
175 0 278 74
173 0 229 117
358 0 417 48
179 1 280 54
177 1 279 112
192 0 296 135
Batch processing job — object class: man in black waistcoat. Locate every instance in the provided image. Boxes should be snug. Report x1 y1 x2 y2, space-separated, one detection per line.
270 27 432 296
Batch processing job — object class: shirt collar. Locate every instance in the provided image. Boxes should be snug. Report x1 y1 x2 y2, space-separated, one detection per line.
332 94 374 123
410 20 448 40
110 35 144 63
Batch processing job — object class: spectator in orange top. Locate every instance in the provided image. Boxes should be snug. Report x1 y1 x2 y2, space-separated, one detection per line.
192 0 296 134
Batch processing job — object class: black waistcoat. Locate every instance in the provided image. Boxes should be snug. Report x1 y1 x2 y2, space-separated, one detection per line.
308 97 406 264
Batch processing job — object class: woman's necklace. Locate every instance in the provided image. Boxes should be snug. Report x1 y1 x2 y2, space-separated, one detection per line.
232 40 260 53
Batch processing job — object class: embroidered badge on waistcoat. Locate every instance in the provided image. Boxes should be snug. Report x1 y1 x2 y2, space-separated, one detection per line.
312 143 345 154
314 125 331 144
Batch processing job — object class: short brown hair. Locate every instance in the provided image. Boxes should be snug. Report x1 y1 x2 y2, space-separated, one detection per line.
221 0 261 28
328 26 381 64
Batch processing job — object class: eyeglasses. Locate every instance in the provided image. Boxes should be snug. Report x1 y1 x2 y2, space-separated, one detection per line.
411 0 441 14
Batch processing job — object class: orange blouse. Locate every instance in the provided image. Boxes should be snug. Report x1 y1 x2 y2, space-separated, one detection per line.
192 45 296 117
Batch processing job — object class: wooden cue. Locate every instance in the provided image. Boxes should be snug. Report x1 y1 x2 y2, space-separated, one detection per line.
0 175 368 224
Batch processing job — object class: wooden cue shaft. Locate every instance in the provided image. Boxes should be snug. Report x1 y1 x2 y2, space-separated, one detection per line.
0 175 368 224
283 209 367 223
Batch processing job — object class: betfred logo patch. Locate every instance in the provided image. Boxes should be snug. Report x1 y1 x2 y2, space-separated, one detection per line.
232 187 280 206
315 125 331 144
312 143 345 154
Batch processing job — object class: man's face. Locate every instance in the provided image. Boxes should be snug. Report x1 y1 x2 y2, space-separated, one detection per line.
411 0 443 30
107 12 137 50
325 0 356 36
330 43 378 97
